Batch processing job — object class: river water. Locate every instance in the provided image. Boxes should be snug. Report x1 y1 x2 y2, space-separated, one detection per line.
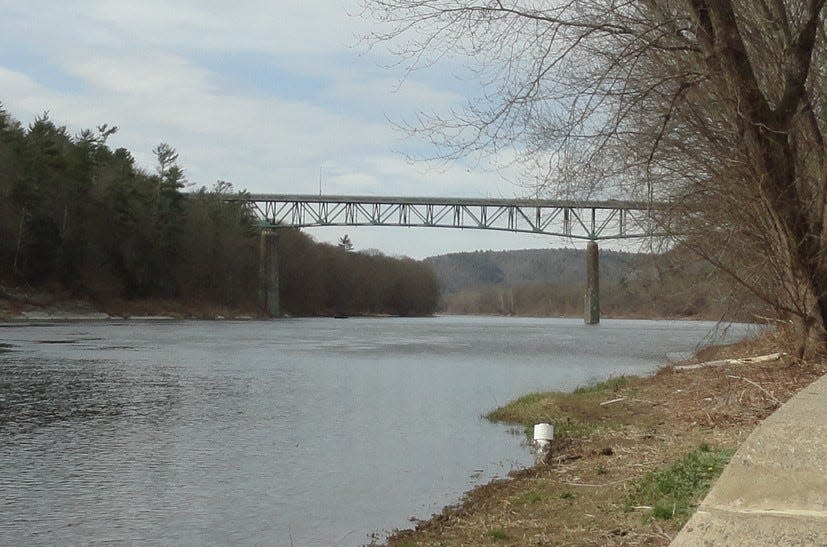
0 316 751 546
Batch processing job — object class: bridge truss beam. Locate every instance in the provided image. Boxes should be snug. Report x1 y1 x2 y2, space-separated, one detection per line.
230 194 667 241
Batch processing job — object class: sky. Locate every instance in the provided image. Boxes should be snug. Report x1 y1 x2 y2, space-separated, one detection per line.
0 1 600 258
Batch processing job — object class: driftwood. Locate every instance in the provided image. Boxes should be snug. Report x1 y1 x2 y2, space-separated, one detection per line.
599 397 626 406
553 453 582 465
673 352 785 372
726 375 781 405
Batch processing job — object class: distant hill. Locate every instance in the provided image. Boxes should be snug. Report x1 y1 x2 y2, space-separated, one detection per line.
424 248 648 293
423 246 765 320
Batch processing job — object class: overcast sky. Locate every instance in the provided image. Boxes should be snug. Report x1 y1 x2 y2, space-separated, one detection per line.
0 1 590 258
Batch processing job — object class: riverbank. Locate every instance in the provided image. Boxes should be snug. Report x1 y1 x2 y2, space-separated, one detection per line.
0 287 447 321
0 287 262 321
384 332 826 546
0 284 742 324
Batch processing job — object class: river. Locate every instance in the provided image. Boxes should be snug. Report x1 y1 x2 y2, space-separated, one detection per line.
0 316 752 546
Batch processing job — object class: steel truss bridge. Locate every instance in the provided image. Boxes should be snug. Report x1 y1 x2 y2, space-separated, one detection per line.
224 193 669 322
228 194 667 241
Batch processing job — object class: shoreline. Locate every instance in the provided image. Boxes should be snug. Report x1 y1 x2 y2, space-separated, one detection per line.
384 333 825 546
0 292 739 324
0 289 436 322
0 288 262 322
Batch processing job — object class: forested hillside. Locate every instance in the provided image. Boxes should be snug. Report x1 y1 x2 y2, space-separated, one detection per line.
279 230 439 316
427 248 644 293
0 107 438 317
426 247 766 320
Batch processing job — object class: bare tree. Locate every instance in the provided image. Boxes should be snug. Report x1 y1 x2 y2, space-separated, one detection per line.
364 0 827 356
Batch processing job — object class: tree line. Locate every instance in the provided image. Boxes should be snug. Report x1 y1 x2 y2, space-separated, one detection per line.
0 106 438 317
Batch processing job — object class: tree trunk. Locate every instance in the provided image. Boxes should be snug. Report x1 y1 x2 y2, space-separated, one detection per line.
790 314 826 360
701 1 827 356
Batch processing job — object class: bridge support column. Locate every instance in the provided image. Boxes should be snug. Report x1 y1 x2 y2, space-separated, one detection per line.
259 230 281 317
584 241 600 325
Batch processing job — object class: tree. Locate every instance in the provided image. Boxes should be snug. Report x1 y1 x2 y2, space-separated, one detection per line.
338 234 354 252
365 0 827 356
149 143 187 296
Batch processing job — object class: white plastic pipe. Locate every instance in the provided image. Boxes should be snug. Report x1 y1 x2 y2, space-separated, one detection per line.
533 423 554 441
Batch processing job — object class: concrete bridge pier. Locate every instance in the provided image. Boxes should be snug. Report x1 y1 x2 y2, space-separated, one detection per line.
259 230 281 317
584 241 599 325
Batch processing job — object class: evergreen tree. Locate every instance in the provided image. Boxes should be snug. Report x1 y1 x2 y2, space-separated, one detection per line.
337 234 354 252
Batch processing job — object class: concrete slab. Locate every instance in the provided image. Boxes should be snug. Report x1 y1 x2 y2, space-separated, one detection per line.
672 373 827 546
675 508 827 546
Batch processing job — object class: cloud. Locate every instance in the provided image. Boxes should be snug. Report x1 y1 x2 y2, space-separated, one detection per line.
3 1 378 65
324 76 461 118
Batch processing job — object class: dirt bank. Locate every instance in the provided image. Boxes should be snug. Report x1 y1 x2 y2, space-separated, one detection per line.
0 287 261 321
384 333 826 546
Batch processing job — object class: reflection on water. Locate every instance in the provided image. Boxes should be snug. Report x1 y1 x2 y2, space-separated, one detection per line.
0 317 751 546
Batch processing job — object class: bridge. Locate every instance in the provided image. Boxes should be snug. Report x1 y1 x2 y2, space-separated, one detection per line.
226 194 669 323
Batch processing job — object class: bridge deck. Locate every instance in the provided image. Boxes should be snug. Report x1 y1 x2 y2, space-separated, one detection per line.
230 193 658 210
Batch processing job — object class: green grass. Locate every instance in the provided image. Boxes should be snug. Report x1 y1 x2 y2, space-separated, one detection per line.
486 392 548 423
516 417 601 441
626 444 734 525
572 375 637 395
484 528 509 541
485 375 639 438
513 488 546 505
554 417 604 438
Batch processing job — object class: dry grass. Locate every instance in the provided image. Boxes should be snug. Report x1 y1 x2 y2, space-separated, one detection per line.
385 336 826 546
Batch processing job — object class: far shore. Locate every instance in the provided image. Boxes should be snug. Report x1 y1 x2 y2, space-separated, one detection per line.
0 287 260 322
0 290 442 322
1 289 737 324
